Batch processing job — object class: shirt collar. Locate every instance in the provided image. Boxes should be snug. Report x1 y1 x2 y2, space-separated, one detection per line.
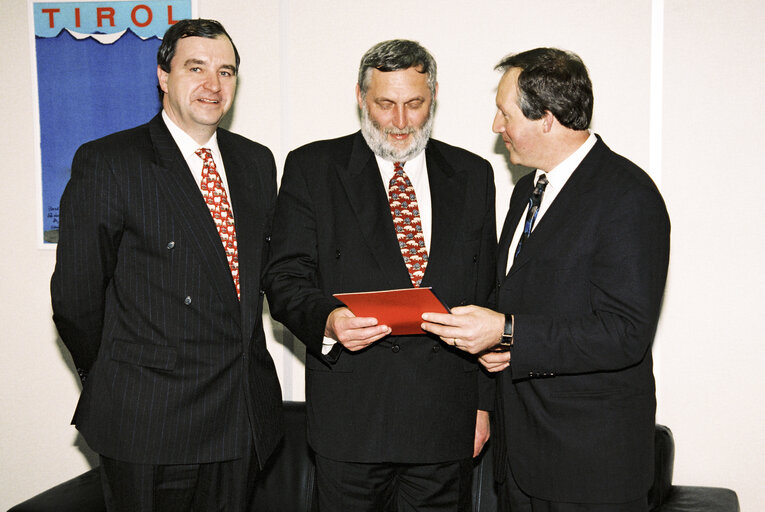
535 131 597 190
161 110 221 161
375 148 427 182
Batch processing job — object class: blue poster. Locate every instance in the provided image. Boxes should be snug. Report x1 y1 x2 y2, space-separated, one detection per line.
33 1 194 243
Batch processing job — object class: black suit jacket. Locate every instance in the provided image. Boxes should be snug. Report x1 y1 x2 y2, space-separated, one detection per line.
264 132 496 463
51 114 283 466
494 136 670 503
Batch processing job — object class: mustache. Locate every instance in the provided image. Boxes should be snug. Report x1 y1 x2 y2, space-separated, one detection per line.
383 126 416 135
368 117 417 136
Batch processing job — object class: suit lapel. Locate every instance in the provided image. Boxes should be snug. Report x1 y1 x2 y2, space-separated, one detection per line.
338 133 413 289
422 142 465 288
506 139 606 278
147 115 241 319
219 130 266 337
497 173 534 281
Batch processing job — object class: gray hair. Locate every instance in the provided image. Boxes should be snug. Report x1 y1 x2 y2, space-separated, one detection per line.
358 39 437 99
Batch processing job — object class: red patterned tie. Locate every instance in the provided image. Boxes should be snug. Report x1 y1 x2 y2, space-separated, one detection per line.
388 161 428 287
196 148 240 300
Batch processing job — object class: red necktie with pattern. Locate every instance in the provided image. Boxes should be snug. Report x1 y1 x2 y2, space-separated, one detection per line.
196 148 240 300
388 161 428 287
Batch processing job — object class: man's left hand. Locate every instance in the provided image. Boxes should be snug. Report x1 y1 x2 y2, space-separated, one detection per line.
421 305 504 355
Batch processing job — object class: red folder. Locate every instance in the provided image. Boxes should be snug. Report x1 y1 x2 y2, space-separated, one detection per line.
333 287 450 335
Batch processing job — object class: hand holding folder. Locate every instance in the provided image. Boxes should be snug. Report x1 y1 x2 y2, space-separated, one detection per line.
333 287 450 335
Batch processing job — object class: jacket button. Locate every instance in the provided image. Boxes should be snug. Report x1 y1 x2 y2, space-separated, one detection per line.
265 235 272 243
391 344 400 353
167 241 175 249
473 255 478 262
259 289 265 296
184 296 192 305
432 344 440 353
335 249 341 259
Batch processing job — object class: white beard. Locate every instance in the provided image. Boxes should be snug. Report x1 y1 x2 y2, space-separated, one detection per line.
359 102 434 162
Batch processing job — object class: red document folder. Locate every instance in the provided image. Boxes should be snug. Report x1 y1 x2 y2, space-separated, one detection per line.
333 287 450 335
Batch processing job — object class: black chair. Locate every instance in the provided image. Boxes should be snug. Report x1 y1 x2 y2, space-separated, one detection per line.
9 403 739 512
647 424 740 512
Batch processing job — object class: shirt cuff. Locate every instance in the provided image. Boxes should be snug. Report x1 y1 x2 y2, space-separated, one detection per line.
321 336 337 355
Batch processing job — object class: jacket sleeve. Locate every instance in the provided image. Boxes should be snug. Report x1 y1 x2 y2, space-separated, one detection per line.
263 150 343 358
50 142 123 379
510 180 670 378
475 159 498 410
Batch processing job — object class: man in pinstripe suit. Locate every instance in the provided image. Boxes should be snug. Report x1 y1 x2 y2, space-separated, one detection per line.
50 19 283 511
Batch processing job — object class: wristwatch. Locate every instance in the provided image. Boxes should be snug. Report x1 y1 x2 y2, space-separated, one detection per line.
496 314 514 351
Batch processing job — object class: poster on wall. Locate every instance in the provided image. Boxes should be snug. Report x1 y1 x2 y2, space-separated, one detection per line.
30 0 195 245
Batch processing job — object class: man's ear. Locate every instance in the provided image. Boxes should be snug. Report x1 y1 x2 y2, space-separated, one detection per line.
157 65 169 94
542 110 555 133
355 83 364 110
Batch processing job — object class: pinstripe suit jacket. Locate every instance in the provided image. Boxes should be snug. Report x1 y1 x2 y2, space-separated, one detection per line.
51 114 283 466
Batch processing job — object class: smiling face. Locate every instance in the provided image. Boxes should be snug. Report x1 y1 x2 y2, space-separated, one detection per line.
158 35 237 144
492 67 546 168
357 67 436 162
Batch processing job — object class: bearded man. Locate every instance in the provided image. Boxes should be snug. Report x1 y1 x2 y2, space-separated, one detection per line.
264 39 497 512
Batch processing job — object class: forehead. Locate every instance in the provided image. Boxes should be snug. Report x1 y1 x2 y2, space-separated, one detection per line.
366 67 431 99
496 67 522 106
171 35 235 63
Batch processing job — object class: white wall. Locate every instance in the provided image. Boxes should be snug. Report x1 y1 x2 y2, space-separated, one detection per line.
657 0 765 507
1 0 762 509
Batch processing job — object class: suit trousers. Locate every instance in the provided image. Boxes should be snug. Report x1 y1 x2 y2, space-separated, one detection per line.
315 454 474 512
498 462 648 512
99 450 258 512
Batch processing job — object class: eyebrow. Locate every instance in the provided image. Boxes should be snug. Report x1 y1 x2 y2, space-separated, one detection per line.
375 95 426 103
182 59 237 74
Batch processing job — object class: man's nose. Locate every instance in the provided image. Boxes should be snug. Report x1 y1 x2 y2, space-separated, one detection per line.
204 72 221 92
393 106 407 130
492 110 505 133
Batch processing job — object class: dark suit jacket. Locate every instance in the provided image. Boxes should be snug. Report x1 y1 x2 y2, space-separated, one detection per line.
264 132 496 463
51 114 283 467
494 136 670 503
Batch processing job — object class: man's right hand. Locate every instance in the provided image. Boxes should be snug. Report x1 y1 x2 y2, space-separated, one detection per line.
324 307 391 351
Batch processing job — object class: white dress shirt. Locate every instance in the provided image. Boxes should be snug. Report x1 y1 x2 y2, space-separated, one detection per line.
506 132 597 274
161 110 233 214
374 149 432 253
